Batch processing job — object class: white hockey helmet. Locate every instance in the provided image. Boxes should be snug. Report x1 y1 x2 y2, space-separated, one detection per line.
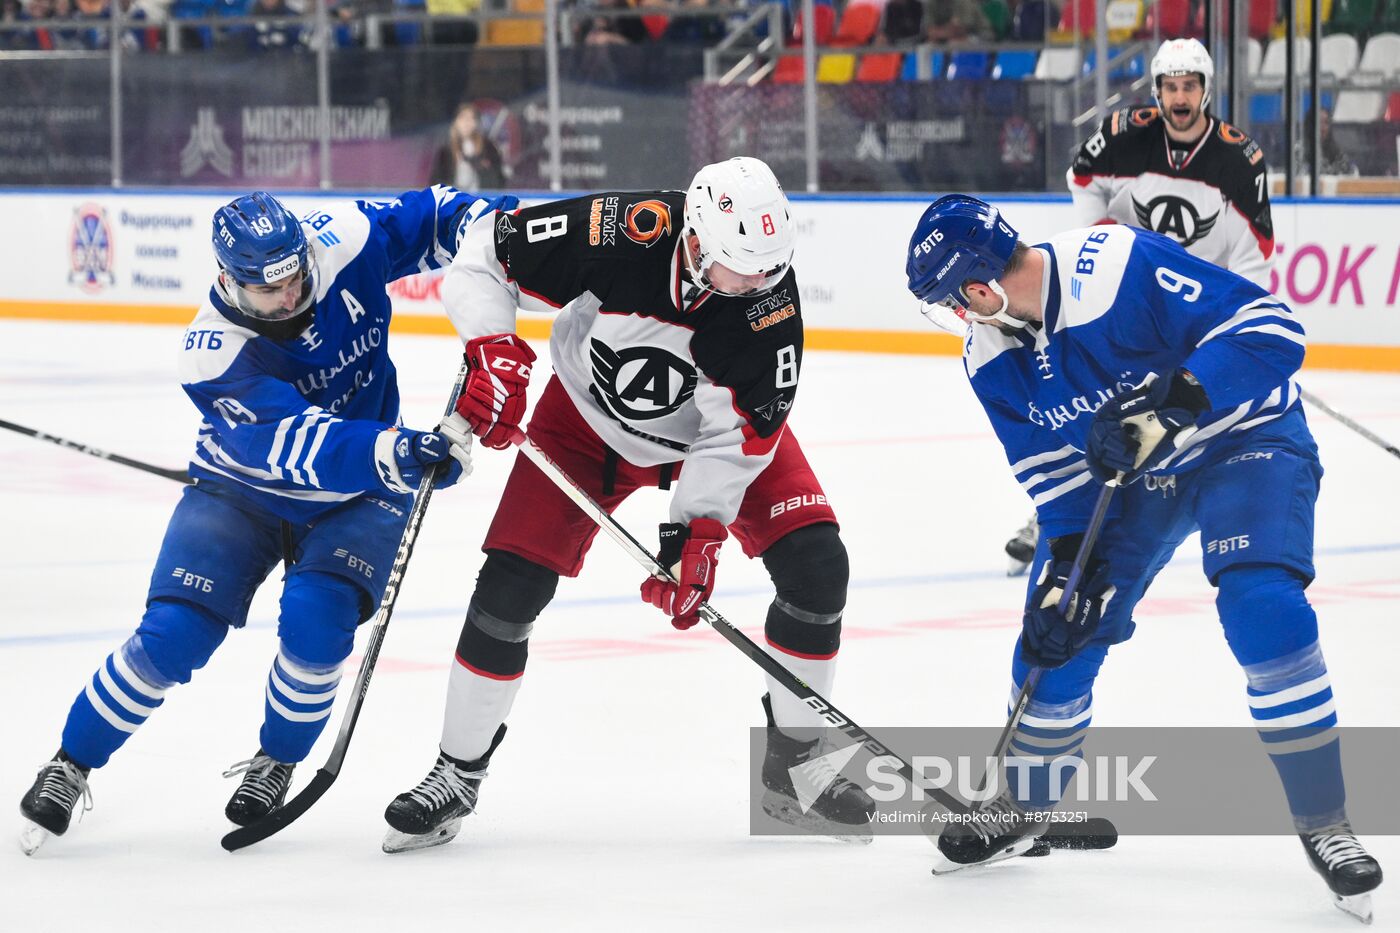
1151 38 1214 109
682 156 795 296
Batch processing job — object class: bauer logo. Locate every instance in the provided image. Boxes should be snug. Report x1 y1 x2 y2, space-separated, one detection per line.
69 203 116 294
769 493 827 519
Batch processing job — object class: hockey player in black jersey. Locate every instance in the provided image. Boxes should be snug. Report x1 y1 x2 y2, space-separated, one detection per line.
1004 38 1277 575
1069 37 1274 287
380 157 875 852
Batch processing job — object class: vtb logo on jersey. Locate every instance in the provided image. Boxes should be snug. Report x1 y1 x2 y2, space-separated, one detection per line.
1132 195 1218 247
623 200 672 247
589 338 697 420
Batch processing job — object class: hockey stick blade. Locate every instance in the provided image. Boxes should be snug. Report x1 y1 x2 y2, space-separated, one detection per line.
221 768 336 852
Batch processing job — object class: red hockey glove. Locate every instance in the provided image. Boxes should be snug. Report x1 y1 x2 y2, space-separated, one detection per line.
640 518 727 630
455 333 537 450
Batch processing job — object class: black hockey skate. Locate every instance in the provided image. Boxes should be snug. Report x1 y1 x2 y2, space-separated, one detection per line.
930 792 1045 874
1300 822 1383 924
223 751 296 827
759 694 874 844
382 725 506 854
1004 514 1039 577
19 750 92 855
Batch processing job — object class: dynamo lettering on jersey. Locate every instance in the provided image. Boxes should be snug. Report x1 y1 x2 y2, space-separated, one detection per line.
967 224 1305 540
178 186 504 523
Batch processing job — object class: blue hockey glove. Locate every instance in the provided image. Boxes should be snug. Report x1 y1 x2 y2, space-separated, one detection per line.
376 427 471 494
1086 370 1209 484
1019 536 1116 669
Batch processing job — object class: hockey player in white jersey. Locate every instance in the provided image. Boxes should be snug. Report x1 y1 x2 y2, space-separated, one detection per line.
17 187 498 853
379 157 875 852
905 195 1381 923
1004 38 1277 574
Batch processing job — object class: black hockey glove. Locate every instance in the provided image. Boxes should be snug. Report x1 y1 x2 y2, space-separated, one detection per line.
1086 370 1209 484
1019 535 1116 669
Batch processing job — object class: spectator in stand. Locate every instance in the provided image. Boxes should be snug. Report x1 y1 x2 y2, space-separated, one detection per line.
1010 0 1050 40
1295 110 1360 177
239 0 304 49
2 0 33 50
576 0 647 44
925 0 989 41
426 0 477 45
433 102 507 190
661 0 723 43
880 0 924 43
70 0 157 51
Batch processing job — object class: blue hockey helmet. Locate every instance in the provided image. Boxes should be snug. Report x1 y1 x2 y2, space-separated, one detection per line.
905 195 1020 330
212 192 318 322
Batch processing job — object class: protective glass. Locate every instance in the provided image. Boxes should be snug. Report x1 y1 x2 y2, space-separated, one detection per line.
224 251 318 322
918 288 973 335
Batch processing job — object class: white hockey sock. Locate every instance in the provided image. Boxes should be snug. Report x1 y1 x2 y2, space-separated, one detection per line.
763 647 838 737
440 657 522 763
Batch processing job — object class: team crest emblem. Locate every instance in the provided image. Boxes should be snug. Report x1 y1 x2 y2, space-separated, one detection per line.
1132 195 1218 247
496 213 517 244
717 194 734 213
69 203 115 293
589 339 697 420
622 200 673 247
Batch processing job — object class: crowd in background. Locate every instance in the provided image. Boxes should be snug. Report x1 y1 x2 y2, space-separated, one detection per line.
0 0 1057 52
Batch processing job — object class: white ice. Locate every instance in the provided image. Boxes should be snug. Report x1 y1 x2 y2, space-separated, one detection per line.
2 319 1396 932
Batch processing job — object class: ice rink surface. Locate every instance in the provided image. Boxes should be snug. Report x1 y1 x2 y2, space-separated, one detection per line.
2 318 1397 932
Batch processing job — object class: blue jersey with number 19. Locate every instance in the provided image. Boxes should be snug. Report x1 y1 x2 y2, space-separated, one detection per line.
965 224 1307 541
177 186 508 524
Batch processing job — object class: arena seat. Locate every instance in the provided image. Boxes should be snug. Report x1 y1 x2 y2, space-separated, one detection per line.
992 49 1038 79
829 2 881 47
817 52 857 83
855 52 903 82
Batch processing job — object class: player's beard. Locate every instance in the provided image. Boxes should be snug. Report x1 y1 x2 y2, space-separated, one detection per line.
1167 104 1204 136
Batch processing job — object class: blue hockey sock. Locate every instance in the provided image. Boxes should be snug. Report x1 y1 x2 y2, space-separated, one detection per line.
1219 566 1345 830
259 646 343 763
61 636 174 769
1006 690 1094 811
258 572 359 763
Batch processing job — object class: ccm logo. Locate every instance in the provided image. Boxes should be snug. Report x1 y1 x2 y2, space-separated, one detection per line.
769 494 828 519
492 357 531 379
1226 452 1274 464
263 255 300 283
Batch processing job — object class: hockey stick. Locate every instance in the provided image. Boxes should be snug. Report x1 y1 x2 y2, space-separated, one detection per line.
993 481 1117 766
0 417 191 484
1300 388 1400 461
507 429 973 817
221 359 470 852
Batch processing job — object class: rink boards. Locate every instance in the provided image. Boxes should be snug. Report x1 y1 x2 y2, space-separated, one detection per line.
3 189 1399 370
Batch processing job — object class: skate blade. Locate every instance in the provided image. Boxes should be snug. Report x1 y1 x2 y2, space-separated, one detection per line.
18 819 52 856
382 819 462 854
1333 892 1373 925
930 833 1040 875
1006 558 1031 577
761 792 873 845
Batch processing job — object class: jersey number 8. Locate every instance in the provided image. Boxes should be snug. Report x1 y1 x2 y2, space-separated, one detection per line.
526 215 568 243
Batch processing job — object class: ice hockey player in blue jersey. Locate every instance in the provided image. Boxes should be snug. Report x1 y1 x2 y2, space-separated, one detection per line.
17 187 501 854
904 195 1382 923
